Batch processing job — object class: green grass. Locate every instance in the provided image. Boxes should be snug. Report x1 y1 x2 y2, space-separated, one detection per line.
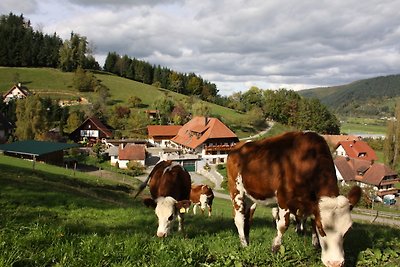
1 155 400 266
340 117 387 135
0 67 247 126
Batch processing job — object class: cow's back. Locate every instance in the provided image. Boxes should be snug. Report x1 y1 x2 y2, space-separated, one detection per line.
227 131 339 207
149 161 191 201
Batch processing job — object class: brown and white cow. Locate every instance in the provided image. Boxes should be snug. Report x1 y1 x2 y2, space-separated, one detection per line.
227 131 361 267
135 160 191 237
190 184 214 217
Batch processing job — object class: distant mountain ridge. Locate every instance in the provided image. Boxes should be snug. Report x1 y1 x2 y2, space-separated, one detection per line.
298 74 400 117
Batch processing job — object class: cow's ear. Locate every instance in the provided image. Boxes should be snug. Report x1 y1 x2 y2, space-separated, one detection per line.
175 200 191 213
143 198 157 209
347 186 362 210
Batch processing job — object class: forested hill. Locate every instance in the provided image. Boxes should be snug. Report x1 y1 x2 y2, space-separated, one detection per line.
298 74 400 117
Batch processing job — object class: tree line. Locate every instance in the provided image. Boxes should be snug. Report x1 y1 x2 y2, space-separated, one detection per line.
103 52 219 102
0 13 62 67
0 12 341 135
0 13 99 70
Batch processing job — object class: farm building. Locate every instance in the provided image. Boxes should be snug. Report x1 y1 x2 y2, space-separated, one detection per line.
0 140 78 165
334 139 378 161
110 143 146 169
171 116 239 165
147 125 182 147
334 156 399 197
69 117 113 144
322 134 361 148
2 83 32 103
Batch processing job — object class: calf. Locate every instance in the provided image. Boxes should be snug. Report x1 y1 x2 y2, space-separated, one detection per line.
190 184 214 217
227 131 361 267
135 160 191 237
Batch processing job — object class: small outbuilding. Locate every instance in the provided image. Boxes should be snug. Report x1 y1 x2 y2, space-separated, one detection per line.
0 140 79 165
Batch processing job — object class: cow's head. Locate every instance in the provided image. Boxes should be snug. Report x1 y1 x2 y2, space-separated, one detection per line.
316 186 361 267
199 194 208 212
144 196 191 237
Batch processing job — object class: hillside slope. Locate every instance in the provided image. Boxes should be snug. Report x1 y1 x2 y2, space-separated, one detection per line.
0 67 246 124
299 74 400 117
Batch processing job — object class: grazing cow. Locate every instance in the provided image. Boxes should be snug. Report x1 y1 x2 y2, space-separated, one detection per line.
227 131 361 267
190 184 214 217
135 160 191 237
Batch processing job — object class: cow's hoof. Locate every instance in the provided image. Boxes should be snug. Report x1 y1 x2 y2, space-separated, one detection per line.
271 245 280 253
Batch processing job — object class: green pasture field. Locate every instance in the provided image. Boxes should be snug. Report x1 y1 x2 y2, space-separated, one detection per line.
1 155 400 266
340 117 387 135
0 67 247 126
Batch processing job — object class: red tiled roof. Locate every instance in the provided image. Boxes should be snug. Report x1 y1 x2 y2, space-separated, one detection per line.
171 116 238 149
334 156 398 186
322 134 360 147
119 144 146 160
334 156 357 181
147 125 182 137
336 140 378 161
362 163 398 186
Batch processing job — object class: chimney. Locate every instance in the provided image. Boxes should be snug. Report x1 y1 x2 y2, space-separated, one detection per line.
204 116 209 125
17 82 21 88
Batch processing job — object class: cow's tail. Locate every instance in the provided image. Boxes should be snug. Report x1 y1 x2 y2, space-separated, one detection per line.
133 160 170 199
133 174 151 199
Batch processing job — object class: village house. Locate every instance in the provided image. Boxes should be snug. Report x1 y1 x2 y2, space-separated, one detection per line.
69 117 113 144
170 116 239 165
109 143 146 169
334 139 378 161
334 156 399 197
147 125 182 147
2 83 31 103
322 134 361 148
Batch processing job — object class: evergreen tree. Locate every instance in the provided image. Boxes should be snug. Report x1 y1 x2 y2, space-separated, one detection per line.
103 51 119 73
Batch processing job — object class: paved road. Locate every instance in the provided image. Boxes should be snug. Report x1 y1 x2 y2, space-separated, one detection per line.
90 165 400 228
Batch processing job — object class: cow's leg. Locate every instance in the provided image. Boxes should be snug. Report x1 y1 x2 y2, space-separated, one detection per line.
207 204 212 217
193 204 198 215
311 219 320 248
177 213 184 232
295 216 306 235
272 206 290 252
249 203 257 225
233 197 254 246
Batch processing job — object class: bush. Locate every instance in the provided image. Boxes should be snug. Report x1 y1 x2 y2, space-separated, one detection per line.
127 161 145 176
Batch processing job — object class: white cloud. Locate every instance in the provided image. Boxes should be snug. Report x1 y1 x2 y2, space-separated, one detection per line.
2 0 400 95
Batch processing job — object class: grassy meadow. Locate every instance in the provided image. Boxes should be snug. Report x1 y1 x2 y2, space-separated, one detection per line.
1 155 400 267
0 67 247 126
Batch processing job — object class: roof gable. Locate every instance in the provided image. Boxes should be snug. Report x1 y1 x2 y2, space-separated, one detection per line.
70 117 113 137
171 116 238 149
3 84 31 99
118 144 146 160
334 156 397 186
336 140 378 161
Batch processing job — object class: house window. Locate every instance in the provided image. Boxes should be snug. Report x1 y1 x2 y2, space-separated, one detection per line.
80 130 99 137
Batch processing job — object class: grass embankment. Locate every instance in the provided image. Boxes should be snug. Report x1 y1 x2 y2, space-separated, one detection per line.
1 155 400 266
0 67 249 130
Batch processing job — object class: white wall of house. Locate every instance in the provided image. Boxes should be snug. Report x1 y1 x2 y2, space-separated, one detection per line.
335 145 346 157
334 166 346 186
112 158 145 169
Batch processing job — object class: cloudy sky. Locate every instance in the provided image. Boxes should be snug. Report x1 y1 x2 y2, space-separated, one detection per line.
1 0 400 96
